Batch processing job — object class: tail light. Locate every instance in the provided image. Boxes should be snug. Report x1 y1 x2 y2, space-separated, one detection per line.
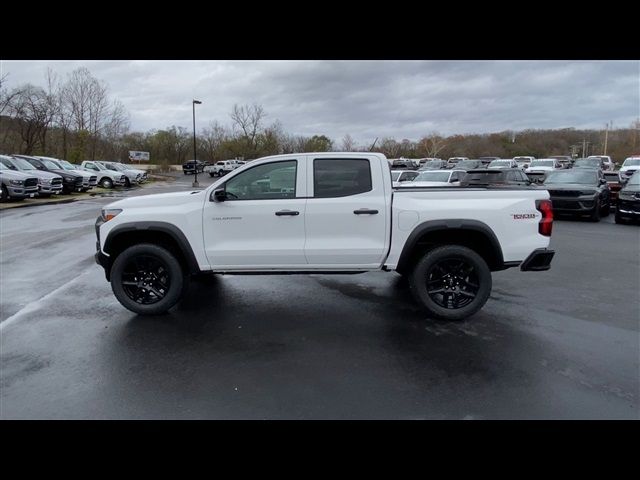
536 199 553 237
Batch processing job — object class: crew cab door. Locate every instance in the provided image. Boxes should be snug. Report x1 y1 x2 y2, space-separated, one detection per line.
202 158 308 269
304 156 389 268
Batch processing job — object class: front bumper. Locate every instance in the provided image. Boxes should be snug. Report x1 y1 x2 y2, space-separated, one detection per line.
616 198 640 218
549 196 598 213
521 248 555 271
95 216 111 280
5 184 37 198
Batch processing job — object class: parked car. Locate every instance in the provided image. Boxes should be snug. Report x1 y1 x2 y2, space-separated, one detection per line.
0 162 39 201
513 156 535 169
391 159 417 170
543 169 611 222
488 159 518 169
478 156 501 161
39 157 97 191
95 152 554 320
16 155 86 193
0 155 63 197
615 171 640 224
406 169 466 187
100 161 147 186
391 170 419 187
455 159 485 171
603 171 625 205
525 159 563 183
574 157 605 170
587 155 615 171
460 168 533 187
619 156 640 179
419 159 448 170
79 161 126 188
182 160 205 174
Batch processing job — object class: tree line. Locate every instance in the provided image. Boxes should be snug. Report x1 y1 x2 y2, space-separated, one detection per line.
1 68 638 166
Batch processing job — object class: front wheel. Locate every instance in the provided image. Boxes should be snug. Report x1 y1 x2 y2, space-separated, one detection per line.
110 243 185 315
588 200 601 222
408 245 492 321
0 184 8 202
100 177 113 189
615 212 628 225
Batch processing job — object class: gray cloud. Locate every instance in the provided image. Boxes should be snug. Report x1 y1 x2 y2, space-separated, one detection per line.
1 60 638 145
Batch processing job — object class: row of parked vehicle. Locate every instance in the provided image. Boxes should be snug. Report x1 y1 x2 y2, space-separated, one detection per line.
0 154 148 202
181 159 247 176
391 157 640 225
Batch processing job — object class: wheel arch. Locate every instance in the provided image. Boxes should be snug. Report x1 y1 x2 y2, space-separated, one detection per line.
396 219 506 275
103 222 201 280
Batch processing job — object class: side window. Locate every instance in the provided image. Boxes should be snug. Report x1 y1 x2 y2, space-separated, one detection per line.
313 159 372 198
225 160 296 200
85 162 98 171
405 172 418 181
505 171 516 181
450 172 459 182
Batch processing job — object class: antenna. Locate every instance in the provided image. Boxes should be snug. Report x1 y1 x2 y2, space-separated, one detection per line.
369 137 378 151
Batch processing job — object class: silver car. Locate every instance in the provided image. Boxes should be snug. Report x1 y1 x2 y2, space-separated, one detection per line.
0 155 63 197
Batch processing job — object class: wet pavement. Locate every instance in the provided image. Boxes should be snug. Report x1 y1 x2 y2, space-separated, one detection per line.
1 173 638 419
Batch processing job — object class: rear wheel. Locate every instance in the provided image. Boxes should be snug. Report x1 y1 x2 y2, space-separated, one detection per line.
408 245 492 321
1 184 8 201
110 243 185 315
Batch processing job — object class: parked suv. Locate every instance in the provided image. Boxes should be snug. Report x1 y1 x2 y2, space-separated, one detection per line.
0 155 63 197
80 161 126 188
525 158 563 183
574 157 605 170
615 171 640 224
513 156 535 169
182 160 205 175
619 156 640 180
419 159 448 170
488 159 518 169
543 168 611 222
391 170 419 186
0 162 39 201
455 159 485 171
16 155 85 193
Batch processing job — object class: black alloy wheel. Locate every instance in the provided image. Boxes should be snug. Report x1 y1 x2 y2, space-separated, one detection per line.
425 258 479 309
121 254 171 305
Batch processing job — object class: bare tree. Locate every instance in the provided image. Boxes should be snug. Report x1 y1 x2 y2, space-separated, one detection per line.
200 121 228 160
341 134 355 151
418 133 447 158
379 137 401 158
230 103 266 157
9 83 58 154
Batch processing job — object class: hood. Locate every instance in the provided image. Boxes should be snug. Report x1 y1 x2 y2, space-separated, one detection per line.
13 168 61 180
620 165 638 172
68 169 93 178
621 183 640 194
105 190 205 209
0 169 38 180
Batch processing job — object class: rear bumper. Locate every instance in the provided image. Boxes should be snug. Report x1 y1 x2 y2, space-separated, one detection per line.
520 248 555 271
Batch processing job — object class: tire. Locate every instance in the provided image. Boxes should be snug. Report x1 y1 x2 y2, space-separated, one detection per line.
110 243 185 315
209 172 215 177
1 184 8 202
408 245 492 321
615 212 628 225
100 177 113 189
588 200 601 222
601 200 610 217
124 178 131 188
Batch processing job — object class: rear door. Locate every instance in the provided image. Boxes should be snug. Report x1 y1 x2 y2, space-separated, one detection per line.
304 156 389 268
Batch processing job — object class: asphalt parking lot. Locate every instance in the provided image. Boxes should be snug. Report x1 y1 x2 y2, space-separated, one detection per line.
1 172 638 419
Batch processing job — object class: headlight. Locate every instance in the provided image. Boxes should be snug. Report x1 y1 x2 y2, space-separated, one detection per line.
101 208 123 222
9 179 24 186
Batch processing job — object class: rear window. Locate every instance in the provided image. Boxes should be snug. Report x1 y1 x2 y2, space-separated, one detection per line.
313 159 372 198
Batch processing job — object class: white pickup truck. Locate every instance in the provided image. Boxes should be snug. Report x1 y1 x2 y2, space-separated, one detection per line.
95 152 555 320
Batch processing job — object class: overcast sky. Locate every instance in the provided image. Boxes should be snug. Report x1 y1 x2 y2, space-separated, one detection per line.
1 60 638 145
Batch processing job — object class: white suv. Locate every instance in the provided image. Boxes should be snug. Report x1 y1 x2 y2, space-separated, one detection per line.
587 155 615 171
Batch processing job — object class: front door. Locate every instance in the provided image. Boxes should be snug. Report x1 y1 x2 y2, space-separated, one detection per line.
202 158 308 269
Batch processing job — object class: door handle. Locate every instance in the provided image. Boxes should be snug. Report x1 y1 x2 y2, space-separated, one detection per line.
275 210 300 216
353 208 379 215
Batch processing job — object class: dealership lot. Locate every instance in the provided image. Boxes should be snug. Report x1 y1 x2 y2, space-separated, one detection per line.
0 173 638 419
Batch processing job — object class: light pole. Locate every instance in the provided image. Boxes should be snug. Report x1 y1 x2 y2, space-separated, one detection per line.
192 99 202 188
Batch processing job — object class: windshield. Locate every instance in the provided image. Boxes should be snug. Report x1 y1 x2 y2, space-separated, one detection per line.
58 160 77 171
622 158 640 167
545 170 597 185
574 158 600 168
603 173 620 181
0 163 9 171
423 161 443 168
12 157 37 170
414 171 451 182
41 159 61 170
391 172 401 181
105 163 123 171
488 160 511 167
530 160 554 167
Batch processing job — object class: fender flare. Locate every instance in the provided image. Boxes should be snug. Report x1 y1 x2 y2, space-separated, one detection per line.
396 219 505 273
103 221 201 275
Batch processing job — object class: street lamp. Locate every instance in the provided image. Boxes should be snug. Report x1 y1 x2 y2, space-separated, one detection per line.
192 99 202 188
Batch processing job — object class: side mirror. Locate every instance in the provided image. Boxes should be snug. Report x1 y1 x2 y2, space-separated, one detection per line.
212 188 227 202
